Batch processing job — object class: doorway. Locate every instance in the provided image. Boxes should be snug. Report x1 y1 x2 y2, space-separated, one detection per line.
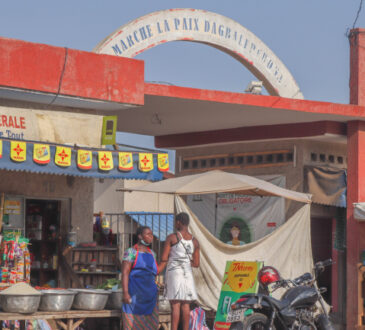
311 217 332 304
25 199 61 287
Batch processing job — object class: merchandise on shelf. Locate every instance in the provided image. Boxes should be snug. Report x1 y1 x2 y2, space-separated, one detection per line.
0 232 31 285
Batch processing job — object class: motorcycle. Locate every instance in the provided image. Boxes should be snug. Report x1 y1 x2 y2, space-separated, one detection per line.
228 259 335 330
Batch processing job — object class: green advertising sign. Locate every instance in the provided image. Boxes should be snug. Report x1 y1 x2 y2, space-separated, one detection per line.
101 116 117 145
214 261 263 330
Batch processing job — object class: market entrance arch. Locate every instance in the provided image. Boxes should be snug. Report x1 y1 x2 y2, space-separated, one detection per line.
94 9 303 99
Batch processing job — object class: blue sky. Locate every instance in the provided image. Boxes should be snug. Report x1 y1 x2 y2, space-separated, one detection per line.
1 1 364 171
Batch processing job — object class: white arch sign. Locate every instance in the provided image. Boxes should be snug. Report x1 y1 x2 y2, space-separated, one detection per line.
94 9 303 99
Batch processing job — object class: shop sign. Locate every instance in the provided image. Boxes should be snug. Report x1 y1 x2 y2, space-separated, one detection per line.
101 116 117 145
98 151 114 171
0 107 35 141
158 153 169 172
4 200 21 215
139 153 154 172
119 152 133 171
214 261 263 329
33 144 50 165
77 150 93 170
10 141 26 162
95 9 303 99
55 146 72 167
0 106 104 148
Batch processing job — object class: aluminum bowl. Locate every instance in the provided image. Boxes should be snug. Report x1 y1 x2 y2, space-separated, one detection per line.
72 289 111 311
0 294 41 314
39 290 76 312
105 289 123 310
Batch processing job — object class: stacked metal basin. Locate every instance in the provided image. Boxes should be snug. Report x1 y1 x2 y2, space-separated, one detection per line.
71 289 111 310
105 289 123 310
0 293 42 314
39 289 76 312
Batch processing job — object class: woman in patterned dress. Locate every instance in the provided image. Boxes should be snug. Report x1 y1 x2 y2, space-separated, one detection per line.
121 226 159 329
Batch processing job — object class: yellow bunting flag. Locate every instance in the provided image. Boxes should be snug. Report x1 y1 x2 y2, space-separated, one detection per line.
55 146 71 167
139 153 154 172
10 141 26 162
0 140 2 159
118 152 133 171
33 144 50 164
158 153 169 172
98 151 114 171
77 150 92 170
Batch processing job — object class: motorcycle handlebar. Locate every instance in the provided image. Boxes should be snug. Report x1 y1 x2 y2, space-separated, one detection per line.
271 279 288 290
315 259 333 270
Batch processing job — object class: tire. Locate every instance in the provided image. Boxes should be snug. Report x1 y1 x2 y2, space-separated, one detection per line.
229 321 244 330
316 314 335 330
242 313 274 330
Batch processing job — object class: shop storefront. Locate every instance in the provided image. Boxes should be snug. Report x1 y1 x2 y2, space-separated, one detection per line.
0 138 168 288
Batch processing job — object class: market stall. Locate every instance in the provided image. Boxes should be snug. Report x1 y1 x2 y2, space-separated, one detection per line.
120 170 313 310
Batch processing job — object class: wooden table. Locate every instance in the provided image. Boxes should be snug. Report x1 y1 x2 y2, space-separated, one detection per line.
0 309 120 330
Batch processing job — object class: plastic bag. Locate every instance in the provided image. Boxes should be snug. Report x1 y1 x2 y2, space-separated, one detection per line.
189 306 210 330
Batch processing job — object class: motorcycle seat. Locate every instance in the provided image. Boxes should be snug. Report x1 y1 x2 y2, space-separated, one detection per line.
264 296 290 311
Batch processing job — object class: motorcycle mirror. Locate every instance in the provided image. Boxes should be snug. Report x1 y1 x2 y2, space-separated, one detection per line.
319 287 327 294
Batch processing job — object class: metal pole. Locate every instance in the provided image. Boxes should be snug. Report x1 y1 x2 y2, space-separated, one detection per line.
214 193 218 236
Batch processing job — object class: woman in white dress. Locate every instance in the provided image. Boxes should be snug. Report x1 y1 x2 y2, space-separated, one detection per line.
159 212 200 330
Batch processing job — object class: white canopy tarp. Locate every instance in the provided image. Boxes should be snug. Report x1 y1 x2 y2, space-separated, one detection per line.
120 170 313 310
176 196 313 310
120 170 311 203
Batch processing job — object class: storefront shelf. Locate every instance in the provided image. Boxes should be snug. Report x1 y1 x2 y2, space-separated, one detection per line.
68 247 120 288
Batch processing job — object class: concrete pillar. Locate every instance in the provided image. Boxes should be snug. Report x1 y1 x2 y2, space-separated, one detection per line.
346 121 365 328
347 28 365 328
349 28 365 106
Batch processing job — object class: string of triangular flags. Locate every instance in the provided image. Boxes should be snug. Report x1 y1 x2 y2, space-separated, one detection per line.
0 140 169 172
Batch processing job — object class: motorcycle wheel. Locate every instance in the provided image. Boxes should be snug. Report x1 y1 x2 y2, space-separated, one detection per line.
315 314 335 330
229 321 244 330
242 313 274 330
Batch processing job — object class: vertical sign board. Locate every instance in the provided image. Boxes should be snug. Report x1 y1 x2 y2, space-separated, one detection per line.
102 116 117 145
2 195 25 232
214 261 263 329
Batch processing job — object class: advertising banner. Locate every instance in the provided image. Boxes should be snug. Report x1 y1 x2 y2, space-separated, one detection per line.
101 116 117 145
119 152 133 171
98 151 114 171
33 144 50 165
139 153 154 172
10 141 26 162
157 153 169 172
55 146 72 167
187 176 285 244
77 150 93 170
214 261 263 329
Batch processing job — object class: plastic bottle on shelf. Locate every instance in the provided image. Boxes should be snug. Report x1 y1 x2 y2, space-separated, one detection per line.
89 259 97 272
